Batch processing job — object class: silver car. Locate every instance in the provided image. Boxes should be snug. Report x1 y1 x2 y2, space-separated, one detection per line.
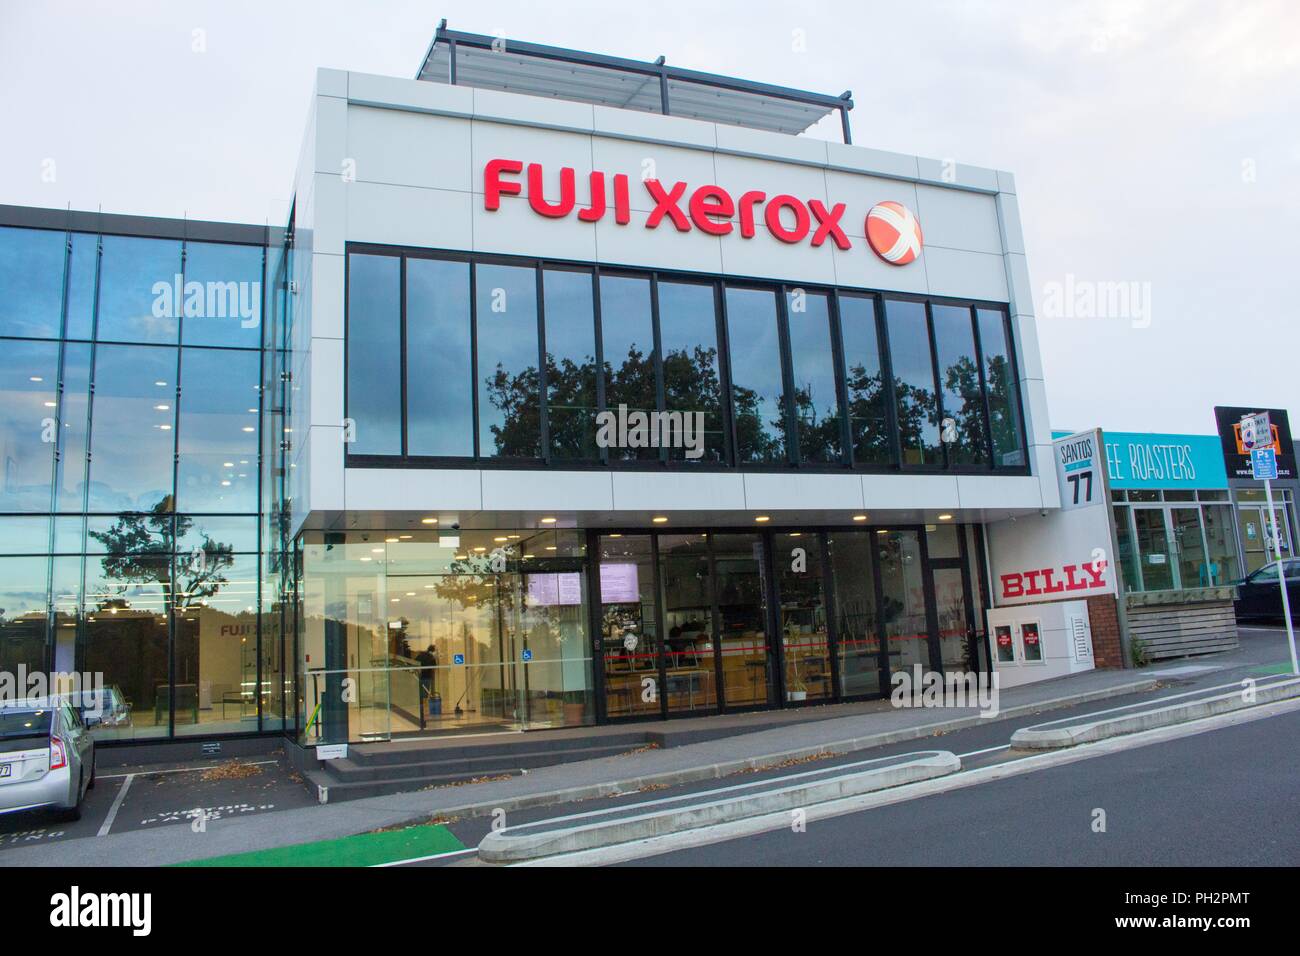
0 698 96 821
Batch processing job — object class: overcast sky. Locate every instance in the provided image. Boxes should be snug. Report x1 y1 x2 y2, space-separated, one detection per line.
2 0 1296 436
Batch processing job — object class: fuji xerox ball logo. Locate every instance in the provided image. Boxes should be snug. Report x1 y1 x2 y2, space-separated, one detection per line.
865 201 923 265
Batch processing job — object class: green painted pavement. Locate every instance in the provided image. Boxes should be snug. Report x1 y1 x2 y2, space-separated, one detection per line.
177 823 465 867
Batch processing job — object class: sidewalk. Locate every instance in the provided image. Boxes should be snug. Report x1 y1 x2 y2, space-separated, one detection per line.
1 666 1162 867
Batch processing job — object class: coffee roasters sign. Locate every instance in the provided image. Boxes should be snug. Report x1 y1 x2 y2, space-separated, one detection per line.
483 159 923 266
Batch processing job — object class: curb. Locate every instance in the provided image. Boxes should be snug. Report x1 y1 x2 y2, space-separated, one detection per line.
479 750 960 863
402 677 1160 825
1011 677 1300 749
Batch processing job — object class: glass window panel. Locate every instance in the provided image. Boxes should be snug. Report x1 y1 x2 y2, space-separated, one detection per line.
176 515 259 555
83 551 170 740
1132 508 1174 591
52 517 85 555
97 235 182 344
658 534 717 713
55 342 92 512
838 294 893 466
85 512 174 555
65 232 97 341
476 263 541 458
885 299 940 466
0 338 59 511
931 304 988 466
0 556 49 673
712 533 771 708
933 567 972 672
50 556 81 672
598 274 657 462
976 308 1025 467
658 281 725 463
542 269 598 461
176 347 259 512
180 241 264 348
0 226 65 339
598 535 659 718
964 525 989 674
174 554 260 735
87 344 177 513
878 529 932 671
0 516 50 554
774 532 832 702
785 290 842 463
346 253 401 455
1171 507 1209 589
725 286 788 464
827 531 882 697
406 257 473 457
925 522 960 559
1113 505 1140 592
1202 504 1240 586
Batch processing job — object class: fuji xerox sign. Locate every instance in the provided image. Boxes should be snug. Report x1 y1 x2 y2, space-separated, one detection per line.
483 159 924 265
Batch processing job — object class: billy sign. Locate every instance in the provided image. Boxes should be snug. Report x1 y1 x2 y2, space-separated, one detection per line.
1000 558 1109 601
483 159 923 266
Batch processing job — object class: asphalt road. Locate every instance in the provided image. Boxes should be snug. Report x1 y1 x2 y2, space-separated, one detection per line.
621 705 1300 866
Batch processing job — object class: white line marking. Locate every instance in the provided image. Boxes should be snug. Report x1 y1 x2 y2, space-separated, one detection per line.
956 744 1009 758
98 773 134 837
372 847 478 867
98 759 280 780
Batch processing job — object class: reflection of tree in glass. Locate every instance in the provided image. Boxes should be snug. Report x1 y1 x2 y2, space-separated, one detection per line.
544 353 597 459
89 496 234 611
789 382 841 462
984 353 1019 463
844 362 891 463
483 363 541 458
732 383 785 462
941 355 988 463
893 377 938 463
662 344 723 461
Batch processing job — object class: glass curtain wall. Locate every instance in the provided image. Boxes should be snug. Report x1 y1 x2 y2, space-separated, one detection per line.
0 223 267 741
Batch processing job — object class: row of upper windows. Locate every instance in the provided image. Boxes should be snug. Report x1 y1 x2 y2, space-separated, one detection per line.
344 248 1027 471
0 225 264 349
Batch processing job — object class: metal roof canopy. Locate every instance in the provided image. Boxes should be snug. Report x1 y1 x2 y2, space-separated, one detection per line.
417 22 854 142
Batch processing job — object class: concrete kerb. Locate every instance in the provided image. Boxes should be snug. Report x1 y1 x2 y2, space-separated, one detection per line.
478 750 960 863
401 677 1160 826
1011 676 1300 750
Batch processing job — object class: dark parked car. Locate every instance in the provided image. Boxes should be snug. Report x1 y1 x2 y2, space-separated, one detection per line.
1233 559 1300 623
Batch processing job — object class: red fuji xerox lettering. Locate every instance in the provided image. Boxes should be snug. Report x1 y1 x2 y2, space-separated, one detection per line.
482 158 919 262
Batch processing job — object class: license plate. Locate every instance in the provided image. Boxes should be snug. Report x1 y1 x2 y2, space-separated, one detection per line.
0 763 11 778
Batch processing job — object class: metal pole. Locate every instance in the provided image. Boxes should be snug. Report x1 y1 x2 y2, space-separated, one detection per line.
1262 475 1298 675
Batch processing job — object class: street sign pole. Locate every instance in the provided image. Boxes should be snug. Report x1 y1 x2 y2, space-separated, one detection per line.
1262 474 1298 676
1243 412 1297 675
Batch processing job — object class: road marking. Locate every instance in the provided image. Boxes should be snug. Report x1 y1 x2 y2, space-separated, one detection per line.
98 773 134 837
956 744 1009 758
518 696 1300 867
372 847 478 867
98 759 280 780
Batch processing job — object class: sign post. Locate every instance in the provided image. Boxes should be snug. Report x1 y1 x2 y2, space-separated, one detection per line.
1244 413 1298 676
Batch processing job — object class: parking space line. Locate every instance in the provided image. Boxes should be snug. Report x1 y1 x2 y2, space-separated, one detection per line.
98 774 134 837
956 745 1010 758
98 759 280 780
373 847 479 867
